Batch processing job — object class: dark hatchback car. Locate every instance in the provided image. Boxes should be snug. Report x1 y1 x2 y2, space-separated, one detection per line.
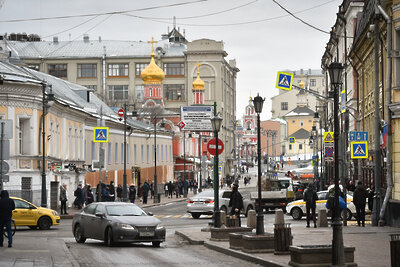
72 202 165 247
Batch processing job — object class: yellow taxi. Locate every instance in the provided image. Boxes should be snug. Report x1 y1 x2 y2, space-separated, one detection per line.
11 197 60 230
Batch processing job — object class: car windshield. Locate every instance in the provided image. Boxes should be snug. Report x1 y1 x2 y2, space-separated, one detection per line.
106 205 147 216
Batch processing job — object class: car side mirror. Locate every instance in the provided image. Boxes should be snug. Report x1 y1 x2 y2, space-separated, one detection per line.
95 212 104 218
147 212 153 216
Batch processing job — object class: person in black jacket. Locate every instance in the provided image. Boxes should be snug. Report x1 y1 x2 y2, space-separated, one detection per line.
0 190 15 247
128 184 136 203
228 184 244 226
304 184 318 228
353 181 368 227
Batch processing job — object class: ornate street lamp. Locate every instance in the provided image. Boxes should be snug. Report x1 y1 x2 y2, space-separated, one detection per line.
41 83 55 207
252 93 265 235
153 117 165 203
328 61 344 266
123 103 137 201
211 114 223 227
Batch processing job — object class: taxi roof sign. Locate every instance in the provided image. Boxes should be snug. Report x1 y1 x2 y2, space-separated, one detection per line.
94 127 109 143
276 72 293 91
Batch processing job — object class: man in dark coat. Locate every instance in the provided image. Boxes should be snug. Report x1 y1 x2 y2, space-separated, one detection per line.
353 181 368 227
74 184 83 209
303 184 318 228
0 190 15 247
142 181 150 204
109 181 116 202
228 184 244 226
128 184 136 203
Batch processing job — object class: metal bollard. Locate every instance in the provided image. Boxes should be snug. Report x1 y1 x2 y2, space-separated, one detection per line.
390 234 400 267
220 211 227 226
274 223 292 254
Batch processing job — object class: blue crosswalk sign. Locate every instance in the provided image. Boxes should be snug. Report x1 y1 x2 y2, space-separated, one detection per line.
289 137 295 144
276 71 293 91
94 127 109 143
351 141 368 159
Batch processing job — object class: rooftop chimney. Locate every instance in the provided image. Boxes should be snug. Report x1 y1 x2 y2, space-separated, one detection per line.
53 36 58 43
83 34 89 43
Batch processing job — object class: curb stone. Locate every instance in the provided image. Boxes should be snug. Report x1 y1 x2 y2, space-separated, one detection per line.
175 230 204 245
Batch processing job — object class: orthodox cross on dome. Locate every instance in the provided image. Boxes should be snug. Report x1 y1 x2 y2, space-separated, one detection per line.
196 61 201 73
148 37 158 54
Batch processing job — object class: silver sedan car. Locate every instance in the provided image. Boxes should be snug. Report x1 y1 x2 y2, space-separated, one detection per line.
187 190 255 219
72 202 165 247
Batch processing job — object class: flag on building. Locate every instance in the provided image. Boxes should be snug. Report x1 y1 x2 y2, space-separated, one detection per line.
381 121 388 149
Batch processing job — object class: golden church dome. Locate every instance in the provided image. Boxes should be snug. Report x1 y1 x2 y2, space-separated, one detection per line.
192 70 205 90
299 80 305 88
141 52 165 84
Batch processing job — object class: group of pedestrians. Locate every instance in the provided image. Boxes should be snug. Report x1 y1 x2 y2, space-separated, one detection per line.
303 180 371 228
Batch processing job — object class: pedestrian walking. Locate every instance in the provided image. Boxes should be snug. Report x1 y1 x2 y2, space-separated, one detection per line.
368 186 374 211
109 181 116 202
128 184 136 203
167 181 173 198
353 181 368 227
87 185 94 204
164 183 169 197
74 184 83 209
0 190 15 247
59 183 68 215
228 184 244 226
304 184 318 228
142 181 150 204
116 184 123 202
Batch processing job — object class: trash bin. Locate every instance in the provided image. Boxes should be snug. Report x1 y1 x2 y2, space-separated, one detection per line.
390 234 400 267
153 193 161 203
274 223 292 253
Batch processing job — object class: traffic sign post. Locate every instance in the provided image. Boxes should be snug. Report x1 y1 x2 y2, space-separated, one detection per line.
324 132 334 143
177 121 186 129
289 137 295 144
118 108 124 118
207 138 224 156
349 131 368 142
276 71 294 91
341 90 346 113
181 106 213 131
93 127 109 143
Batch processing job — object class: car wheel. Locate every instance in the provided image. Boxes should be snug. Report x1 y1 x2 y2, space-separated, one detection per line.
74 224 86 243
29 226 37 230
291 207 303 220
245 205 254 217
191 213 201 219
152 241 161 247
341 208 352 221
106 227 115 247
220 206 227 214
38 216 52 230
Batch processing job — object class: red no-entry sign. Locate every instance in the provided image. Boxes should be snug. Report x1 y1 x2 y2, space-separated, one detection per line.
207 138 224 156
118 108 124 117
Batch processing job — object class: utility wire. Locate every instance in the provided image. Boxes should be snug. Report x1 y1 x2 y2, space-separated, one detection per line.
43 15 101 39
123 0 337 27
271 0 330 34
0 0 207 23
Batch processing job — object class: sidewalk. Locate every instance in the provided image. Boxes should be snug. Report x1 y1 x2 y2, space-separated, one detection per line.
176 223 400 267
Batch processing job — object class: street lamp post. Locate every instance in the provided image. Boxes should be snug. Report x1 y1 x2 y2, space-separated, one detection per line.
252 93 265 235
122 103 137 201
211 114 223 228
314 112 320 190
41 83 55 207
328 62 344 266
153 117 165 203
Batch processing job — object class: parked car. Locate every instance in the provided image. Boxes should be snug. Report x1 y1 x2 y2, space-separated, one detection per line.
72 202 165 247
10 197 60 230
187 190 255 219
285 190 356 220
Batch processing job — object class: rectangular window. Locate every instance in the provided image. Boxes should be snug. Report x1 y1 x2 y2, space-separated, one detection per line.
147 145 150 164
164 84 185 101
19 118 31 155
108 63 128 77
121 143 124 164
169 145 172 162
108 142 111 164
157 145 159 162
108 85 128 100
135 63 147 76
300 121 304 127
310 79 316 87
115 143 118 163
91 141 95 161
27 64 40 71
78 64 97 78
152 145 155 162
299 144 303 150
134 144 137 165
141 144 144 163
281 102 288 111
48 64 67 78
161 145 164 162
289 144 292 150
163 63 184 76
127 144 130 163
135 85 144 102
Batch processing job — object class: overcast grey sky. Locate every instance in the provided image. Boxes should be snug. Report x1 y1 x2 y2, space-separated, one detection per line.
0 0 341 120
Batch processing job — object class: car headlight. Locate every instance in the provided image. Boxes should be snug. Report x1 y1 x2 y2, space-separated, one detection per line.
156 224 164 230
52 211 59 216
117 223 135 230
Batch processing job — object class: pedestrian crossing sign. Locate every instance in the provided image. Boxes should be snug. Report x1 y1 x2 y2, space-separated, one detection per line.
276 71 293 91
289 137 295 144
351 141 368 159
94 127 109 143
324 132 334 143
